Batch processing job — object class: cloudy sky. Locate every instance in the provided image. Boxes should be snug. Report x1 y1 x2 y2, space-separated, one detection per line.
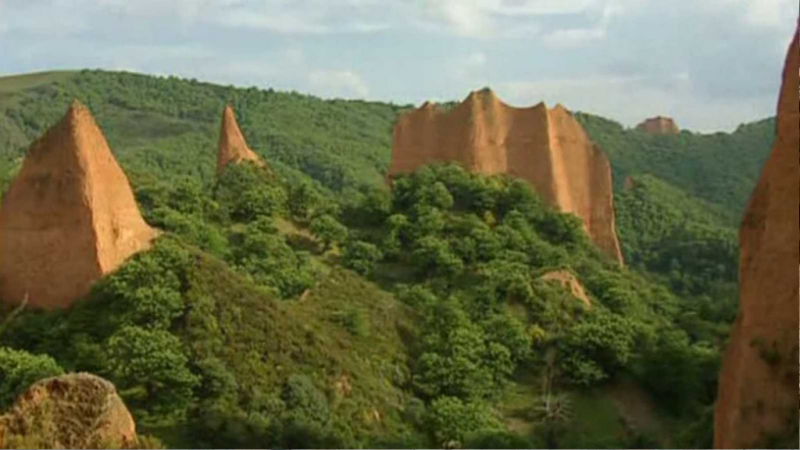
0 0 796 131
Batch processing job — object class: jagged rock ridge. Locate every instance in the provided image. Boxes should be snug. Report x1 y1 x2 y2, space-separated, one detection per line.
0 101 158 309
389 88 624 264
0 373 137 449
217 105 265 174
635 116 680 134
714 26 799 449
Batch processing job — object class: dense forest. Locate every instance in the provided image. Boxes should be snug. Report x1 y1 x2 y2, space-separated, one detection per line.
0 70 776 449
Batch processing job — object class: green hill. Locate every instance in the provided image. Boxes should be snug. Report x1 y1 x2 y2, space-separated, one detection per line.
0 70 778 449
0 70 404 195
576 112 774 225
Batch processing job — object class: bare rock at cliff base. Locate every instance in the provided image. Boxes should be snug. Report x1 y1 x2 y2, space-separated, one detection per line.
635 116 680 135
714 26 799 449
217 105 265 174
0 373 137 449
389 88 624 264
0 101 159 310
539 270 591 308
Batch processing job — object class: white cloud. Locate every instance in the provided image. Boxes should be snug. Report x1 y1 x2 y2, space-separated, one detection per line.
541 0 634 48
543 26 606 48
497 70 773 132
209 0 392 34
451 51 489 83
414 0 607 37
466 52 488 68
281 48 306 67
308 70 370 98
218 9 329 34
711 0 797 29
741 0 795 28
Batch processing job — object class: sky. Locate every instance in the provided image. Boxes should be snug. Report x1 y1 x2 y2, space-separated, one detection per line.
0 0 797 132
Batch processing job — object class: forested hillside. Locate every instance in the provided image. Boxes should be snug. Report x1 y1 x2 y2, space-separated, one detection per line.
577 113 774 221
0 70 404 195
0 70 776 449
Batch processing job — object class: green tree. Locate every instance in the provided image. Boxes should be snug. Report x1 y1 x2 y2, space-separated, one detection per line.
106 326 199 417
231 221 316 298
0 347 63 409
288 181 323 221
411 237 464 279
427 396 502 447
559 310 639 386
310 214 348 251
413 301 511 400
342 241 383 276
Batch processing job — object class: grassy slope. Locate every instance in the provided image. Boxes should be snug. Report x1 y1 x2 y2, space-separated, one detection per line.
0 71 77 95
181 252 414 443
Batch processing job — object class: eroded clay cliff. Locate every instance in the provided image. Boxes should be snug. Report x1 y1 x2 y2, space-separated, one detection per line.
714 26 799 449
635 116 680 135
389 88 624 264
217 105 265 174
0 101 158 309
0 373 137 449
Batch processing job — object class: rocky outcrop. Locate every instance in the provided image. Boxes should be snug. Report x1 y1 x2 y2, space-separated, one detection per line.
217 105 265 174
635 116 679 135
539 270 591 308
714 26 799 449
389 88 624 264
0 373 137 449
0 101 158 309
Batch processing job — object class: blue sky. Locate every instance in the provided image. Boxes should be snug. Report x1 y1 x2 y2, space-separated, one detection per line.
0 0 796 131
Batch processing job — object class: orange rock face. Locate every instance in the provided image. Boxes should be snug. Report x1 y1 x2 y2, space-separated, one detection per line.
0 373 137 449
635 116 680 134
0 101 158 309
389 88 624 264
714 27 799 449
217 105 265 174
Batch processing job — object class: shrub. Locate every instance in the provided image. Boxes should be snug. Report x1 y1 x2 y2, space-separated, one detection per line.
342 241 383 276
310 214 348 251
0 347 63 409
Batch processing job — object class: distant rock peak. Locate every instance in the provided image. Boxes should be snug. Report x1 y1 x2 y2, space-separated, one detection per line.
636 116 680 134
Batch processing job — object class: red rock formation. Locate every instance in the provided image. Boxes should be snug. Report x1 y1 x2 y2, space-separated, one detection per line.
217 105 265 174
635 116 680 135
0 373 138 449
714 26 799 449
389 88 624 264
0 101 158 309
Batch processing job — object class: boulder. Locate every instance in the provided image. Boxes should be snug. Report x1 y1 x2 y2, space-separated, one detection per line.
0 373 137 449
